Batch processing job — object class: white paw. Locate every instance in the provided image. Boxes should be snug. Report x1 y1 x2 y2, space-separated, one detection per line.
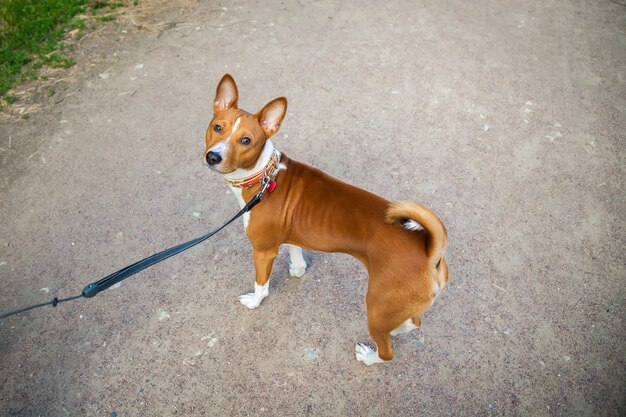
390 318 419 337
355 343 384 366
286 245 307 277
238 282 269 309
238 292 263 309
289 262 307 277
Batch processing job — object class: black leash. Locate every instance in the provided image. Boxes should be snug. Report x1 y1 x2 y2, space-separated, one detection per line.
0 295 83 319
0 188 266 320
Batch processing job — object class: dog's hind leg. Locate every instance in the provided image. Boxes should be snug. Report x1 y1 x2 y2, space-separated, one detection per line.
355 300 397 365
390 316 420 336
355 325 393 365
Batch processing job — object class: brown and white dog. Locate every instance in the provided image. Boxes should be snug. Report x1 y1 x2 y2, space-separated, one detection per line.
203 74 448 365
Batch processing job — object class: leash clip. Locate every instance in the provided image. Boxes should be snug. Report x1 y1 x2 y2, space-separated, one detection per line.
260 175 276 193
260 175 271 192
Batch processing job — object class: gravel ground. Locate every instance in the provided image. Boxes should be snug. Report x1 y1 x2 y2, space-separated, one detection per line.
0 1 624 416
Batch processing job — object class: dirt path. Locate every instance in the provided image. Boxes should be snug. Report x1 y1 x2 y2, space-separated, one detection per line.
1 1 624 415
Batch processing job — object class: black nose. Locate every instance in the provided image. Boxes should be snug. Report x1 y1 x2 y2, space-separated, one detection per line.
206 151 222 166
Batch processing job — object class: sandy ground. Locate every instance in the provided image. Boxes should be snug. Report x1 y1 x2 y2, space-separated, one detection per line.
1 1 624 416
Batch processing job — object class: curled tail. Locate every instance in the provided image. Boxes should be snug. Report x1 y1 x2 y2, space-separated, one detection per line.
385 201 448 267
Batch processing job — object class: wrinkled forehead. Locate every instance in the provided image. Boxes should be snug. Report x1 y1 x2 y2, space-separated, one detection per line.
212 109 263 135
213 108 247 122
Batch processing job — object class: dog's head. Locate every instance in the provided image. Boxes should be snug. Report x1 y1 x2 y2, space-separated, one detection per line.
203 74 287 174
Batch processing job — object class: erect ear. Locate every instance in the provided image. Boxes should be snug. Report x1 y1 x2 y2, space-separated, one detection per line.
256 97 287 138
213 74 238 113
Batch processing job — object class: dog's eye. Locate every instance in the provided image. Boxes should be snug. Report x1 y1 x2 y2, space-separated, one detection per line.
240 137 252 146
213 124 222 132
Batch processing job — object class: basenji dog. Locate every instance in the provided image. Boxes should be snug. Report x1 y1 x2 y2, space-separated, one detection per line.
203 74 448 365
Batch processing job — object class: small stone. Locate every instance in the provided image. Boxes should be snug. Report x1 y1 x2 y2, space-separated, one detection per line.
201 334 218 347
303 347 319 360
158 309 170 321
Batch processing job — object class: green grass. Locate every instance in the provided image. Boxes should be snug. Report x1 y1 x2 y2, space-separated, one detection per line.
0 0 128 99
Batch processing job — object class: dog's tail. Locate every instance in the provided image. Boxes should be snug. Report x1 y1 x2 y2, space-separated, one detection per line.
385 201 448 267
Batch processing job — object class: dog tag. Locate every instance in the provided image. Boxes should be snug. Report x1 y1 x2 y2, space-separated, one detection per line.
267 180 276 192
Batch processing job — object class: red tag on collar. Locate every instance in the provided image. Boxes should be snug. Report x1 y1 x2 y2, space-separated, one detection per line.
267 180 276 193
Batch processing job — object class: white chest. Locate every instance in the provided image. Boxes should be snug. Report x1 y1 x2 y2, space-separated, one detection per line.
228 185 250 230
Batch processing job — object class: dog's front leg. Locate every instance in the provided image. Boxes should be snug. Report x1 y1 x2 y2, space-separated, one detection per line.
238 248 278 309
286 244 307 277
